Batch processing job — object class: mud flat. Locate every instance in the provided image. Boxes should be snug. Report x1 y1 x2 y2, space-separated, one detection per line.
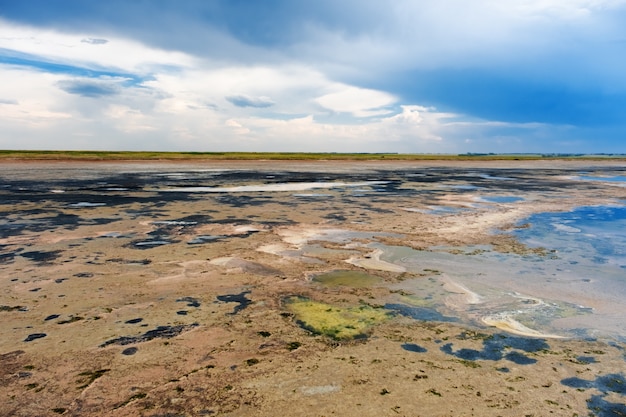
1 159 625 417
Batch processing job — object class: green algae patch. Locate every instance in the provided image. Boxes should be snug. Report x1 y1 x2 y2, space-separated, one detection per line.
285 297 390 340
312 270 382 288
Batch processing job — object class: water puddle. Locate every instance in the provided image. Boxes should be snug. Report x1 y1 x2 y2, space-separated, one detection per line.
69 202 106 207
401 206 466 215
187 235 222 244
130 240 177 249
158 181 389 193
292 193 332 198
478 196 524 203
311 270 382 288
367 238 625 340
515 205 626 269
152 221 198 226
476 173 515 181
576 175 626 184
442 185 483 191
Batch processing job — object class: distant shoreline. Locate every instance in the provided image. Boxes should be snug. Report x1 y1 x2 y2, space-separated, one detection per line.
1 150 625 161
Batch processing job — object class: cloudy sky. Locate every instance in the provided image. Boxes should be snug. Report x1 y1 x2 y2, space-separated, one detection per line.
1 0 625 153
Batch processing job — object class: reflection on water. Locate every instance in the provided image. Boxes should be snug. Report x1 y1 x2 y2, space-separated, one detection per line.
312 270 382 288
516 205 626 268
577 175 626 183
401 206 466 215
159 181 389 193
478 196 524 203
373 206 626 341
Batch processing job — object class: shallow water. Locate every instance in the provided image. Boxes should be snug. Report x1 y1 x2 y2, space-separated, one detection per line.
375 206 626 341
516 205 626 269
577 175 626 183
312 270 382 288
479 196 524 203
159 181 389 193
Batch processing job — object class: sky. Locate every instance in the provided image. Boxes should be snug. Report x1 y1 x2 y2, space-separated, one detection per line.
1 0 626 154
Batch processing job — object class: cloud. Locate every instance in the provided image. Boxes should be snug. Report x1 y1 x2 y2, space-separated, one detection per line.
0 18 196 74
57 78 122 97
81 38 108 45
225 94 275 108
315 85 396 117
0 4 624 153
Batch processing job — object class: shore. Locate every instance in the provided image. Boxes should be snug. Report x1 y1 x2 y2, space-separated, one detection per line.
1 160 625 416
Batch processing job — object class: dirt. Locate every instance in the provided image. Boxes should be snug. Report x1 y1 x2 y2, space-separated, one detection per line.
1 160 625 417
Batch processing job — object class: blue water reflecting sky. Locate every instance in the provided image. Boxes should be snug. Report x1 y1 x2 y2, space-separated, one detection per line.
516 205 626 268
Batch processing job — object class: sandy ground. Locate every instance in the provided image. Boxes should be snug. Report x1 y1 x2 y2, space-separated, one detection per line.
1 160 625 417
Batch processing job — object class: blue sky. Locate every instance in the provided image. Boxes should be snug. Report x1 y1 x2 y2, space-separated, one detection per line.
1 0 625 153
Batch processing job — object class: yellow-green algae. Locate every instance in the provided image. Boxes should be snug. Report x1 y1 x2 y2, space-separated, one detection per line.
285 297 390 340
312 270 382 288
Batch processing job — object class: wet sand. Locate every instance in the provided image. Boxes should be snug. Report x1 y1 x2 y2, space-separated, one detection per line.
1 160 625 417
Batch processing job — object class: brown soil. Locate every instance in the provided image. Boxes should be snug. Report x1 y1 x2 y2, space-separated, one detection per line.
1 160 625 417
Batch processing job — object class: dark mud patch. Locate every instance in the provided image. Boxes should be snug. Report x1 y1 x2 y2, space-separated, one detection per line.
216 291 252 315
99 324 199 347
440 333 549 365
562 373 626 395
177 297 201 308
76 369 110 389
121 347 139 356
188 235 223 244
24 333 47 342
20 250 63 264
0 252 15 264
107 258 151 265
57 316 84 325
127 239 179 249
401 343 428 353
1 212 119 238
214 194 280 208
1 305 27 312
0 350 26 387
562 373 626 417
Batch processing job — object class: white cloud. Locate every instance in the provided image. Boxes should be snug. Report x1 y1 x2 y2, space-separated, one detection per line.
0 67 73 127
0 17 587 153
315 85 396 117
0 18 196 73
0 56 462 151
